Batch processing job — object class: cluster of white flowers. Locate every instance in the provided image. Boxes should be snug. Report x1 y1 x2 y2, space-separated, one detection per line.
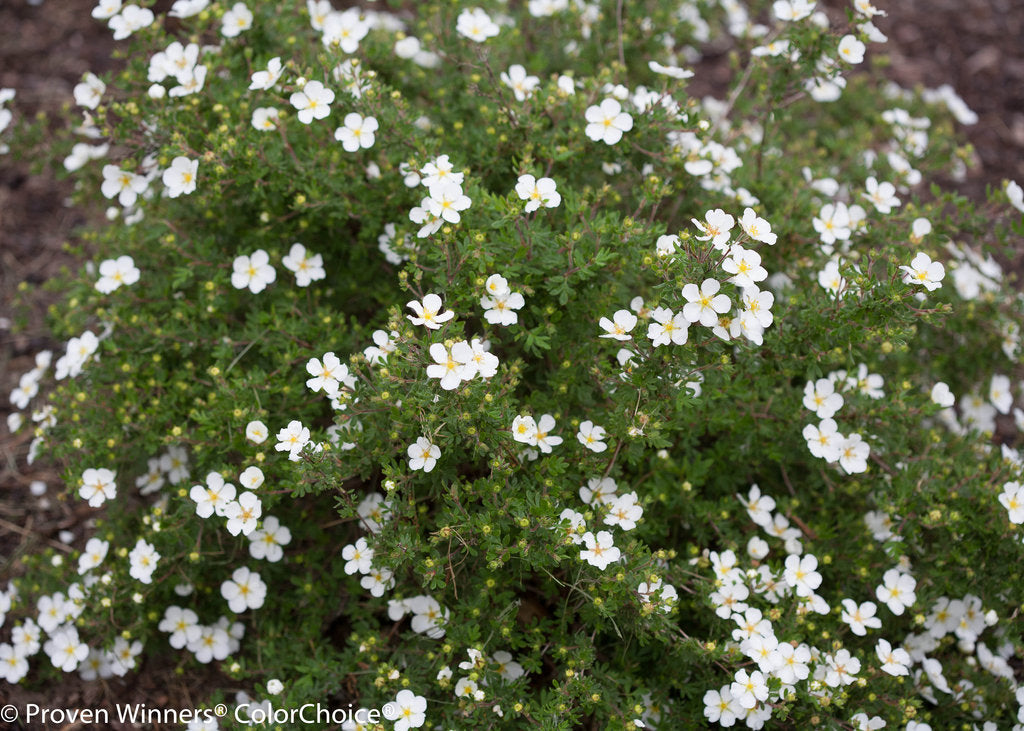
189 470 263 537
387 595 450 639
801 367 882 474
146 40 207 99
408 155 472 238
481 274 525 327
555 476 645 571
158 605 246 664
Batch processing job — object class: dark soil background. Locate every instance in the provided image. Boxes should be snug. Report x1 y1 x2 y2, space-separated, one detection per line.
1 0 1022 721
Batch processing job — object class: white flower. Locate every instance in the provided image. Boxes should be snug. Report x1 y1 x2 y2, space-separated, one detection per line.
1007 180 1024 213
604 492 643 531
803 378 844 419
773 0 816 21
224 491 263 536
837 432 870 474
692 209 735 249
512 415 538 445
162 156 199 198
360 566 395 597
45 626 88 672
282 242 326 287
481 289 525 326
158 606 201 650
730 669 768 709
190 472 237 518
408 437 441 473
101 165 148 207
231 249 277 293
900 252 945 291
534 414 563 453
682 279 730 327
251 106 281 131
108 5 155 40
647 307 688 346
95 255 140 294
342 537 374 575
426 182 472 223
290 80 335 124
579 530 620 569
249 57 283 91
783 554 822 597
78 537 110 574
334 113 378 151
599 309 638 340
426 343 465 391
79 468 117 507
863 176 901 213
322 8 369 54
875 638 911 675
221 567 267 613
838 34 866 64
648 60 694 79
382 689 427 731
248 516 292 562
739 207 777 245
407 293 455 329
455 7 499 42
515 174 560 212
73 72 106 109
275 420 311 461
876 568 916 615
577 420 607 452
841 599 882 635
585 99 634 145
501 65 540 101
128 539 160 584
221 2 253 38
246 420 269 443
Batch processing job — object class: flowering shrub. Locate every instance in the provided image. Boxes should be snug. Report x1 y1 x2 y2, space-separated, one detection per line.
4 0 1024 729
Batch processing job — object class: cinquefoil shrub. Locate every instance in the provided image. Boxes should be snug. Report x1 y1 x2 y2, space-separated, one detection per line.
4 0 1024 729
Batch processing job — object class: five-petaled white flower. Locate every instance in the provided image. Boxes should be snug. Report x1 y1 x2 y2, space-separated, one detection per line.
599 309 637 340
95 255 140 294
249 57 283 91
334 113 378 151
162 156 198 198
900 252 945 291
584 99 633 145
128 539 160 584
739 208 777 245
838 34 866 64
221 2 253 38
579 530 620 569
682 279 731 327
407 293 455 329
80 468 117 507
577 420 608 452
290 80 335 124
501 64 540 101
231 249 277 293
455 7 499 42
408 437 441 473
515 174 560 212
221 566 267 613
282 242 326 287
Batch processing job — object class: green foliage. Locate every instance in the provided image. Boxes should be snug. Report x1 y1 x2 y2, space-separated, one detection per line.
4 0 1024 729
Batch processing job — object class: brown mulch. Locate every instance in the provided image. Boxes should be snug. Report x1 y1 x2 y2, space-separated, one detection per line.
1 0 1022 720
